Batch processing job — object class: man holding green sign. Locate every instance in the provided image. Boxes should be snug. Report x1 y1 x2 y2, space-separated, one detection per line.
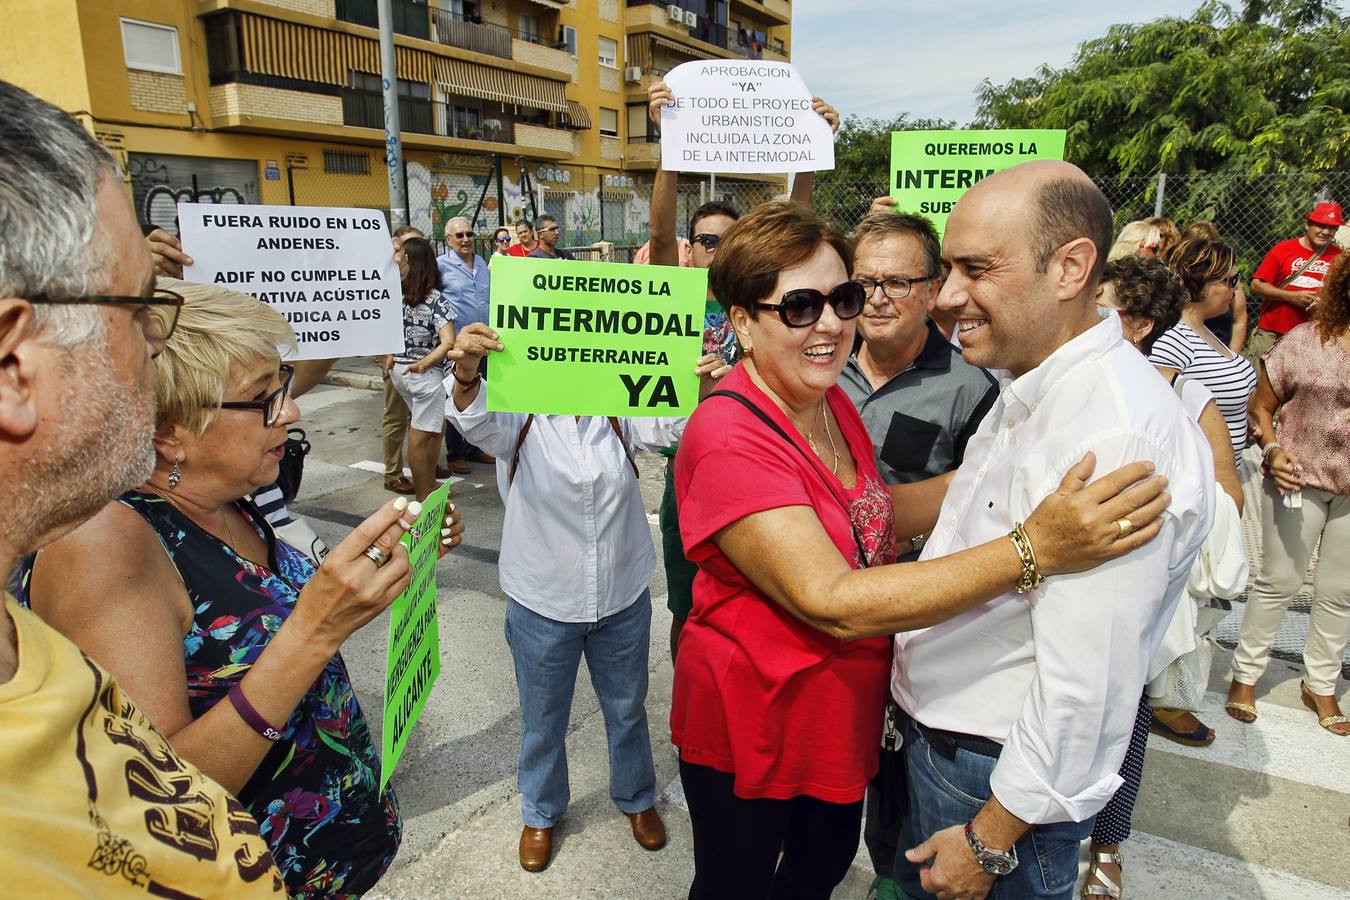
444 260 703 872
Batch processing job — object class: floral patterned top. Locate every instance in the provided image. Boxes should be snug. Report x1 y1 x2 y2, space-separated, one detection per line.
21 491 401 897
1265 323 1350 496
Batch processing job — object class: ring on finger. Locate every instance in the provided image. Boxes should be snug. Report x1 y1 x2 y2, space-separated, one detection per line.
1115 517 1134 537
363 545 389 567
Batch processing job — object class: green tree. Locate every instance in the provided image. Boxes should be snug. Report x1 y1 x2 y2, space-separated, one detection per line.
814 113 955 231
973 0 1349 177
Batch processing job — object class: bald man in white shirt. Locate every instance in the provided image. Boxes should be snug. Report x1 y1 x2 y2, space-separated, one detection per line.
889 161 1213 900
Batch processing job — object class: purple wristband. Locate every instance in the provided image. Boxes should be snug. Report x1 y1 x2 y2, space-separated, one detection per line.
227 684 284 742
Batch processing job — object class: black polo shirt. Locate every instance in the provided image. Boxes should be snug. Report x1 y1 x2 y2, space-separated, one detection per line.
839 322 998 486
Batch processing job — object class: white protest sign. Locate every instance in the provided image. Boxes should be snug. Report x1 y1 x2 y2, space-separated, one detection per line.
660 60 833 175
178 203 403 361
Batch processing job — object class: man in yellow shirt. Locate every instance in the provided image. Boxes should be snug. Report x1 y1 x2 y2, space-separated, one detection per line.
0 80 284 896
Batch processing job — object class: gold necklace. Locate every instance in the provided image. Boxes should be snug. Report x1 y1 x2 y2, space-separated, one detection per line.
804 399 841 474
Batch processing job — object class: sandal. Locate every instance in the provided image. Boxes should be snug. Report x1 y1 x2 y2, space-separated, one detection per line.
1300 681 1350 735
1149 707 1216 747
1083 848 1122 898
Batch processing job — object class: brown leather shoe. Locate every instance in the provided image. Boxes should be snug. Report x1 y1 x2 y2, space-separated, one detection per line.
626 807 666 851
435 463 452 479
448 459 472 476
384 476 414 495
519 825 553 872
468 451 496 464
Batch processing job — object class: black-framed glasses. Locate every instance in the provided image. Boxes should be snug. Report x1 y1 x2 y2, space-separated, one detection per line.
451 230 475 239
692 233 722 250
1212 273 1241 288
856 274 938 301
28 288 184 347
755 281 867 328
216 364 295 428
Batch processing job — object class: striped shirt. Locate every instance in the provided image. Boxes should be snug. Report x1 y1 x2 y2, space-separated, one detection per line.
248 482 294 528
1148 322 1256 459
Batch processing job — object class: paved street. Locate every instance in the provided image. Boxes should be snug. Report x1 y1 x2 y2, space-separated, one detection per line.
292 376 1349 900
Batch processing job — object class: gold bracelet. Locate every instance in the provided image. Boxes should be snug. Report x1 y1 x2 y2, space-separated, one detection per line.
1009 522 1044 594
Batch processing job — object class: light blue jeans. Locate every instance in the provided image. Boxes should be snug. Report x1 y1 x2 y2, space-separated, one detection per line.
894 720 1093 899
504 591 656 828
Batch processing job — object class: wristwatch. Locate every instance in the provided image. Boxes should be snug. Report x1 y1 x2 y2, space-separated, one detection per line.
964 820 1018 876
910 532 926 554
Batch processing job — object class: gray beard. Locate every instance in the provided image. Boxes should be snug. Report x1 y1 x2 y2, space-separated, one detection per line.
10 343 157 557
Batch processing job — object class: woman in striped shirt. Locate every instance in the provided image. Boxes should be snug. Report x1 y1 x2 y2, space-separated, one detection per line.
1148 239 1257 460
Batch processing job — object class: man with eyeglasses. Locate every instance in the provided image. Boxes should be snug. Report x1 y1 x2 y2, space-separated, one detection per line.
528 215 573 260
839 213 997 900
0 79 284 895
437 217 494 473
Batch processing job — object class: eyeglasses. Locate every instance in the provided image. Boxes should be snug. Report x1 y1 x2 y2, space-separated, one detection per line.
1212 273 1241 288
216 364 295 428
451 231 475 239
27 288 185 350
855 274 938 301
496 235 512 242
692 233 722 250
538 225 560 234
755 281 867 328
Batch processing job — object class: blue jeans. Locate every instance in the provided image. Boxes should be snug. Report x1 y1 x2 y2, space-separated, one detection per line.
894 721 1092 900
504 591 657 828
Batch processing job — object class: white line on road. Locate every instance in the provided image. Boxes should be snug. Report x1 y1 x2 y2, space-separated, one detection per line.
349 460 464 483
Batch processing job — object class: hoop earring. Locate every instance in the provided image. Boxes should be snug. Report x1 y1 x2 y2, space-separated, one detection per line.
168 461 182 490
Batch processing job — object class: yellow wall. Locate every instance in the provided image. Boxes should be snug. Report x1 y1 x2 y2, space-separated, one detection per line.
0 0 92 112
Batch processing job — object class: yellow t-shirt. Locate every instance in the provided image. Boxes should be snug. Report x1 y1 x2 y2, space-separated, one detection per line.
0 595 284 897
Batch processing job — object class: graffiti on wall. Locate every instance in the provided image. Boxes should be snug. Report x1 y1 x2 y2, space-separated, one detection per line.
129 153 260 234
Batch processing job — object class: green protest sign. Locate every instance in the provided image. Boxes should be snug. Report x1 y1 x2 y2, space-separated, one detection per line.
380 481 449 793
889 129 1067 237
486 256 708 417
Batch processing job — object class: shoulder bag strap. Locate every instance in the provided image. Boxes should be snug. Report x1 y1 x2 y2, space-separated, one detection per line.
606 416 640 479
1276 246 1327 290
707 390 870 567
507 415 535 486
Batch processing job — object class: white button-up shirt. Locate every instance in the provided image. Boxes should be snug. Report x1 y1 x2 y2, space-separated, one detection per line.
892 314 1213 825
448 384 684 623
437 252 490 328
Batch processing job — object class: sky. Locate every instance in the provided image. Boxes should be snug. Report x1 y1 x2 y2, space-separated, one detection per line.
792 0 1206 125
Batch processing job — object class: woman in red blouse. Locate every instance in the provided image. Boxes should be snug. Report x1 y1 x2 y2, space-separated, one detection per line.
672 201 1174 898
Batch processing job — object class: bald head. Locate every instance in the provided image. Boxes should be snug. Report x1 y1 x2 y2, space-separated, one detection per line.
448 217 471 232
447 216 476 261
958 160 1113 290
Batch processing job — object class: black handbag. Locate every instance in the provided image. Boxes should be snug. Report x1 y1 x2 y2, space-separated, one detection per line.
275 427 311 503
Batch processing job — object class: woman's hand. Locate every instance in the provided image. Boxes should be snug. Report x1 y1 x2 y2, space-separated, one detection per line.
445 322 503 379
696 352 734 400
648 80 673 126
1022 453 1172 576
811 97 840 133
290 497 419 655
437 501 465 559
1266 448 1304 493
867 196 899 216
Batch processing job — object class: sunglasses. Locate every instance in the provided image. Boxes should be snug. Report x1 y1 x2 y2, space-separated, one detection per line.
216 365 296 428
539 225 560 233
755 281 867 328
1213 273 1240 288
451 231 475 239
496 235 512 242
692 233 722 250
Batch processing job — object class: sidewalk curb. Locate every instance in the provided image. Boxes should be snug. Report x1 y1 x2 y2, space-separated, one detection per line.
324 371 381 391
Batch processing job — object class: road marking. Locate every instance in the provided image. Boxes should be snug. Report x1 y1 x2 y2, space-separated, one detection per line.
349 460 464 483
1119 830 1345 899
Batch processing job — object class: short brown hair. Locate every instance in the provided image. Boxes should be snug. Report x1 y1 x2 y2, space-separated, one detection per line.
1164 238 1236 303
853 212 941 279
1030 178 1113 286
1102 256 1185 356
1181 220 1220 242
1313 252 1350 345
708 200 853 313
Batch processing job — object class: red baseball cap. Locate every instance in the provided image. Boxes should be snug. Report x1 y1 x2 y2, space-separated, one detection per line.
1307 201 1345 227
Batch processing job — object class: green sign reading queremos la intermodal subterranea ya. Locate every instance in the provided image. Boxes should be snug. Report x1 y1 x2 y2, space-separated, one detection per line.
889 129 1066 238
487 256 708 417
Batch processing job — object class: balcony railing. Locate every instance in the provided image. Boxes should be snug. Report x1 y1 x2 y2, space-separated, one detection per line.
335 0 431 40
431 102 514 143
341 89 435 135
430 6 513 59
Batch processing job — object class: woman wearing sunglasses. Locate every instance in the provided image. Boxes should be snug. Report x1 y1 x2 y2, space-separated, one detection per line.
671 201 1173 898
1148 238 1257 464
19 281 465 897
489 225 513 267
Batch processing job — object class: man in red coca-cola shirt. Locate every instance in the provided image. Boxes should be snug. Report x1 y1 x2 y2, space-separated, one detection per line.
1247 201 1344 357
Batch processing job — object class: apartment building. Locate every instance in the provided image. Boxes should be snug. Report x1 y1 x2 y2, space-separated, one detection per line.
0 0 790 247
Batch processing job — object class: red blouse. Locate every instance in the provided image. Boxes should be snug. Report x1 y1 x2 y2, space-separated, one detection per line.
672 365 896 803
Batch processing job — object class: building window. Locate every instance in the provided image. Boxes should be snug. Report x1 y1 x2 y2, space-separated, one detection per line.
324 150 371 175
120 19 181 74
599 107 619 137
519 13 540 43
559 25 577 56
598 36 618 68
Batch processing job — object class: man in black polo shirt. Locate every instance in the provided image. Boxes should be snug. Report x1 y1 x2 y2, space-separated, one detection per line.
840 211 997 900
527 214 574 260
